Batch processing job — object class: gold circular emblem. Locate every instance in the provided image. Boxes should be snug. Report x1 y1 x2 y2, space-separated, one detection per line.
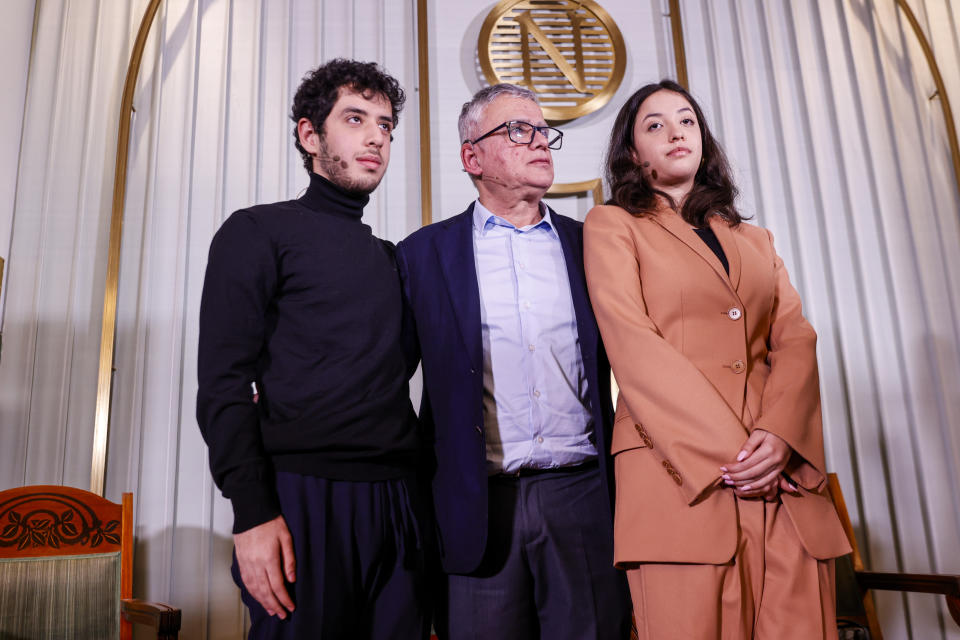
478 0 627 122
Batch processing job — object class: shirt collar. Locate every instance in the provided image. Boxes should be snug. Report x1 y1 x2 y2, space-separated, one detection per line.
471 199 555 236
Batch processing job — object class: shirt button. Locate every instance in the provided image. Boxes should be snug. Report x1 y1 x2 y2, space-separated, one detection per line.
528 344 535 351
727 307 742 320
732 360 745 373
523 301 531 309
537 436 544 443
533 390 541 398
518 262 525 269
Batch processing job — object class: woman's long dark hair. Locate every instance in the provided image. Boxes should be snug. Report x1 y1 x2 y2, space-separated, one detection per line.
605 80 743 227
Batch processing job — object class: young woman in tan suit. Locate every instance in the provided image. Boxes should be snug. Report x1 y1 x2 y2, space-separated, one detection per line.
583 80 851 639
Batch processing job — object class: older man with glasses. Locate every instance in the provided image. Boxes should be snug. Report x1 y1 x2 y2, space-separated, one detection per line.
396 84 631 640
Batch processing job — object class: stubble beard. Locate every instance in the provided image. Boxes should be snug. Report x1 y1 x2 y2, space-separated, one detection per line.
316 138 383 196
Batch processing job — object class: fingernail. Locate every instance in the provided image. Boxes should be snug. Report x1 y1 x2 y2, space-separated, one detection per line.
720 466 728 472
724 479 734 485
736 451 747 462
789 484 798 492
721 474 731 481
742 484 751 491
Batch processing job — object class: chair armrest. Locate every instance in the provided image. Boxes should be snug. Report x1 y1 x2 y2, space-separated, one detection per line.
121 598 182 639
856 571 960 625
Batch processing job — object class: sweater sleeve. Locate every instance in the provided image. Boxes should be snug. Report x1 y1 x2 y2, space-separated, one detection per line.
196 210 281 533
394 240 423 380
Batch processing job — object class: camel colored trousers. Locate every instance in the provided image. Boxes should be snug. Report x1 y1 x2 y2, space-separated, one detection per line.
626 495 838 640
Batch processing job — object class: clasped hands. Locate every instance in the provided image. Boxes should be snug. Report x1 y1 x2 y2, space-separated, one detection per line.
720 429 798 500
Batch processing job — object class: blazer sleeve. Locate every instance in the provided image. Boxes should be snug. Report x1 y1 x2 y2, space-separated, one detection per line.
583 206 748 504
753 229 827 491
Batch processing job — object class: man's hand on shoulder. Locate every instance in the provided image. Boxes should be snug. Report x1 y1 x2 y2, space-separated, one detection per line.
234 515 296 619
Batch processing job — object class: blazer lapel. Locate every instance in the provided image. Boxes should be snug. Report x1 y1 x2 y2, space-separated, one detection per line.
653 209 736 294
551 208 598 358
434 206 483 372
709 215 742 291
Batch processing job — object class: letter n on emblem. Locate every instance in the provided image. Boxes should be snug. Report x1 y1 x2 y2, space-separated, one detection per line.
515 10 587 93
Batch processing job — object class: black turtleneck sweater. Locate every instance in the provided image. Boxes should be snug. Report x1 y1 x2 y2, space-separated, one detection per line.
197 172 420 533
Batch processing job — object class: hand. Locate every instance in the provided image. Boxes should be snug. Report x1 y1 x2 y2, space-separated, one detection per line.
733 481 779 501
733 471 801 501
234 515 296 619
721 429 793 497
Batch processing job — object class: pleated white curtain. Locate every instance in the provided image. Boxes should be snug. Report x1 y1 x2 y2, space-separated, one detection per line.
0 1 957 638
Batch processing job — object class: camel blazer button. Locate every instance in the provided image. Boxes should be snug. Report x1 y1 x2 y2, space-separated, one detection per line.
727 307 742 320
732 360 746 374
634 423 653 448
661 461 682 485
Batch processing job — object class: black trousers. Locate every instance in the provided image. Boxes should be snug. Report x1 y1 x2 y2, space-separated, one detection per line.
435 464 632 640
232 472 431 640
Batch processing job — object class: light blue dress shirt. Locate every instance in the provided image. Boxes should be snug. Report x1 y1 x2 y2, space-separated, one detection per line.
472 200 598 474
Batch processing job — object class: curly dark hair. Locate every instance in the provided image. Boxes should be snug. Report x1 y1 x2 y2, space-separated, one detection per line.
291 58 406 173
605 80 743 227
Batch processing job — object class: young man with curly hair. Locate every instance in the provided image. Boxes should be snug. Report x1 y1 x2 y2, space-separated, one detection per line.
197 59 429 639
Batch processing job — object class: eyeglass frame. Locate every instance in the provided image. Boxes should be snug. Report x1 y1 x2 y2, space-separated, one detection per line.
464 120 564 150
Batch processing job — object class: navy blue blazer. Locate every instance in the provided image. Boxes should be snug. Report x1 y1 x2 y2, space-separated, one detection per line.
396 203 616 574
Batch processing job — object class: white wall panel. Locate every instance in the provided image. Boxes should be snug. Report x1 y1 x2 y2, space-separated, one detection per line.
0 1 36 323
0 0 137 492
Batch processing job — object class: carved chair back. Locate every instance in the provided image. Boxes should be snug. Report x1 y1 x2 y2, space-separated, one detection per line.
0 485 133 640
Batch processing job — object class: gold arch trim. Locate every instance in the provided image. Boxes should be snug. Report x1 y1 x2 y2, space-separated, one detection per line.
91 0 163 496
417 0 432 227
895 0 960 202
667 0 688 89
546 178 603 205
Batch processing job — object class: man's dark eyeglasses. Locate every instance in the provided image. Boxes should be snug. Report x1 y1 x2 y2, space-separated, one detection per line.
465 120 564 150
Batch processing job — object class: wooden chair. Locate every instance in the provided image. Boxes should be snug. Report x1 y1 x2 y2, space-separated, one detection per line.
828 473 960 639
0 485 181 639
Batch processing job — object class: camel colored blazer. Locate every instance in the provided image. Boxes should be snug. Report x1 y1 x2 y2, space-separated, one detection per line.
583 204 851 566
